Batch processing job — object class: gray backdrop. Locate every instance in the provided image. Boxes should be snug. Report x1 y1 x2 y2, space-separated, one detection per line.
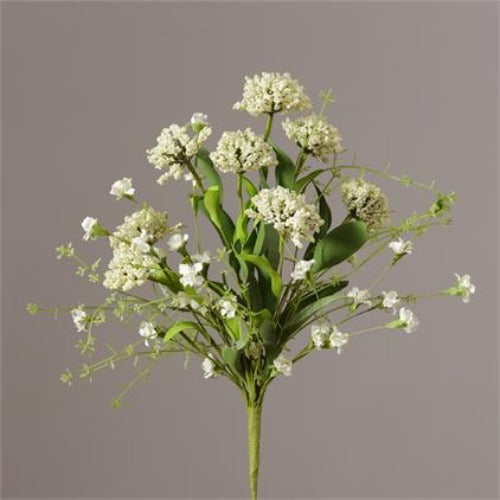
1 1 498 498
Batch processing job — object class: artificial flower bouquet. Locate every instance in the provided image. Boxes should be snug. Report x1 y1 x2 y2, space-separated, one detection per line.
29 72 475 499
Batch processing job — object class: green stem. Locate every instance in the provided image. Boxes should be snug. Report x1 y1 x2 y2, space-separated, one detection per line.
247 401 263 500
263 113 274 142
237 173 244 215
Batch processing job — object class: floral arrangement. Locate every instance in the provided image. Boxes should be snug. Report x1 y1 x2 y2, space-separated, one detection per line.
29 72 475 499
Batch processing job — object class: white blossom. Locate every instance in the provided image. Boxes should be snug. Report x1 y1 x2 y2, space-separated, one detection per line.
202 354 217 379
347 287 372 307
210 128 277 174
389 238 413 256
381 290 400 312
246 186 323 248
233 72 311 116
81 216 99 241
310 321 348 353
192 251 211 264
110 177 135 200
218 296 237 319
167 233 189 251
454 274 476 303
329 328 349 354
132 230 151 253
71 306 88 332
139 321 157 347
146 122 211 185
190 112 208 125
282 114 343 161
342 178 389 229
273 355 293 377
310 320 332 349
398 307 419 333
291 259 315 282
179 262 204 289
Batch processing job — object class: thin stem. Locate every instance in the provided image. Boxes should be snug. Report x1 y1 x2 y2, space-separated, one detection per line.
237 173 244 215
263 113 274 142
185 159 205 192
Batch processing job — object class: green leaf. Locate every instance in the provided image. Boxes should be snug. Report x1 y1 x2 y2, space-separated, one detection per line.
313 221 368 272
149 268 182 292
253 223 266 256
242 176 258 198
273 144 295 189
224 317 243 341
163 321 198 343
203 186 235 247
261 225 280 268
240 253 282 297
280 285 348 340
259 319 277 346
234 212 249 244
196 148 223 193
295 169 325 192
314 182 332 238
222 346 245 376
280 280 348 321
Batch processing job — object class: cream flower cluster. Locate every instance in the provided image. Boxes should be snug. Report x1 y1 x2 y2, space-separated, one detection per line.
103 207 171 292
282 114 343 162
341 178 389 229
111 207 170 248
103 243 161 292
233 72 311 116
210 129 277 174
246 186 323 248
146 122 211 185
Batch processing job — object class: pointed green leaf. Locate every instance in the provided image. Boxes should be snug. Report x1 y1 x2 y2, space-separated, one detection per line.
240 253 282 297
273 144 295 189
295 169 325 192
313 221 368 272
163 321 198 343
196 148 223 192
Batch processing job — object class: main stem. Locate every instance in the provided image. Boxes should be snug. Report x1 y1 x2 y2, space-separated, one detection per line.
247 401 263 500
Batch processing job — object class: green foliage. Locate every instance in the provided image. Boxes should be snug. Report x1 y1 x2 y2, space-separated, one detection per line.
273 144 295 189
163 321 198 343
240 253 282 297
196 148 223 192
313 221 368 272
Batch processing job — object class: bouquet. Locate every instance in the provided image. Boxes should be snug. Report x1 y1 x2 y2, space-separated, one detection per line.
29 72 475 499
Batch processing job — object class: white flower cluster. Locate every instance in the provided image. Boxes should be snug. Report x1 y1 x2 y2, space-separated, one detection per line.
451 274 476 303
246 186 323 248
103 243 161 292
71 306 88 332
341 178 390 229
347 287 372 308
210 129 277 174
110 177 135 200
290 259 315 282
310 320 348 353
381 290 400 312
282 114 343 162
111 206 170 247
146 122 211 185
273 354 293 377
139 321 157 347
103 207 170 292
233 72 311 116
202 354 218 379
